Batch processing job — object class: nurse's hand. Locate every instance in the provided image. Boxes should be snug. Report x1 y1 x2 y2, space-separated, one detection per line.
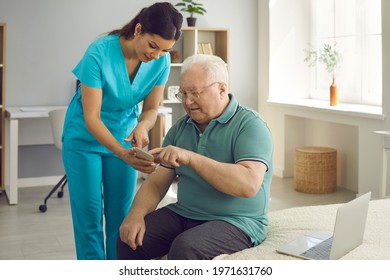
125 125 149 148
121 148 159 174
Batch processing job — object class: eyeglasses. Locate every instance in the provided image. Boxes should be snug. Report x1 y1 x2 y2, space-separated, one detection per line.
175 82 220 102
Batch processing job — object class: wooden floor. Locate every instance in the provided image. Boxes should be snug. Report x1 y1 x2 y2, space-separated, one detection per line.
0 176 356 260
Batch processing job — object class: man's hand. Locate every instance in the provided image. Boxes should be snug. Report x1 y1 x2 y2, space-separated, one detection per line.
119 213 146 250
150 145 193 167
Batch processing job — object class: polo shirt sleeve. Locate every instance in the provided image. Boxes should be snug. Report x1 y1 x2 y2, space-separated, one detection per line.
234 117 273 171
72 43 103 89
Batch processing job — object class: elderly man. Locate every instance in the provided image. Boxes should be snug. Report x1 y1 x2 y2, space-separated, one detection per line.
117 54 274 260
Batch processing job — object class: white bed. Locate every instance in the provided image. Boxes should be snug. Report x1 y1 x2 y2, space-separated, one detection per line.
214 198 390 260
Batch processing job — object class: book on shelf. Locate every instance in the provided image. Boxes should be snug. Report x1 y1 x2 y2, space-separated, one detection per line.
197 42 213 55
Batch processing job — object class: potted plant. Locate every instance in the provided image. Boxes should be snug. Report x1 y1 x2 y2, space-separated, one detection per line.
304 43 342 106
175 0 207 27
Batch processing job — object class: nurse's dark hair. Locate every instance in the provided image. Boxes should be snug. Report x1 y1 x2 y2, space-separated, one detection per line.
109 2 183 41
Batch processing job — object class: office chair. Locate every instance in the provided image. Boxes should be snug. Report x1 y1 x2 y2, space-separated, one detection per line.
39 108 67 213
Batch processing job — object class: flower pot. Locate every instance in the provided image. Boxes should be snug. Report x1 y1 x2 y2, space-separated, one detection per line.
186 17 197 27
330 77 338 106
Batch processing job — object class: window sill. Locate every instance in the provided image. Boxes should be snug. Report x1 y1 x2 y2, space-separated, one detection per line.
267 98 386 120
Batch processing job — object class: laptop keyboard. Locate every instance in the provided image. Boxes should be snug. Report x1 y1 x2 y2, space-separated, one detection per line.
300 237 333 260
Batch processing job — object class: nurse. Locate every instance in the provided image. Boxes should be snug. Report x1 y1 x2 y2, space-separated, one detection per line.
62 2 183 260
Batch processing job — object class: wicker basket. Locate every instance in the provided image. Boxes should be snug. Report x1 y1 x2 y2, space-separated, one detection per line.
294 146 337 194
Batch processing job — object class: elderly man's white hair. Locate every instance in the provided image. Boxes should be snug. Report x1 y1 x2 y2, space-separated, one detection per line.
180 54 229 85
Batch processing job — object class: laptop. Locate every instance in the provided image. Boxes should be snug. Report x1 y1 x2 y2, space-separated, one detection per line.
276 192 371 260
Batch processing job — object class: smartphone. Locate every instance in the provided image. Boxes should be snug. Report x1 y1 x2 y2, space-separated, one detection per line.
134 147 155 161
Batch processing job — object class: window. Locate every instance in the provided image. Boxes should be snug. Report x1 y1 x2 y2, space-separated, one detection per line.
269 0 382 108
310 0 382 105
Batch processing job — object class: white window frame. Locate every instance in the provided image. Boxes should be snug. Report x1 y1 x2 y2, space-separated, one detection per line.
308 0 382 106
268 0 383 117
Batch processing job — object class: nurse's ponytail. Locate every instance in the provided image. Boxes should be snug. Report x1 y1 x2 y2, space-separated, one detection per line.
108 2 183 41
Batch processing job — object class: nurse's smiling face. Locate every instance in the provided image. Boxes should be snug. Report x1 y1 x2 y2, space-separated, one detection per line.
134 25 176 62
138 34 175 62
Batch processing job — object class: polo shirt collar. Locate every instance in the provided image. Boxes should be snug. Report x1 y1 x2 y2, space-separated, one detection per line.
216 93 239 124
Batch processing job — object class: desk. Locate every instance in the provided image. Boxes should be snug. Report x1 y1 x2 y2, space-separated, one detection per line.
4 106 67 204
4 106 172 205
374 130 390 198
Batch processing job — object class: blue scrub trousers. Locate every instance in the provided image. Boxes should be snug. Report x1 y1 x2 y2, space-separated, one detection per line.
63 148 137 260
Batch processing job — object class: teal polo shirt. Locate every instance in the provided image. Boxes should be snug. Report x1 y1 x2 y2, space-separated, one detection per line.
164 94 274 246
63 34 170 153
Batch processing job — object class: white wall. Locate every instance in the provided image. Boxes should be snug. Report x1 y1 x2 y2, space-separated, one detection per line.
268 0 310 101
0 0 259 178
0 0 258 107
258 0 390 199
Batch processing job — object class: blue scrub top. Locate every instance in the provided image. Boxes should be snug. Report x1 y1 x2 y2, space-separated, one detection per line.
163 95 274 246
62 34 170 153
